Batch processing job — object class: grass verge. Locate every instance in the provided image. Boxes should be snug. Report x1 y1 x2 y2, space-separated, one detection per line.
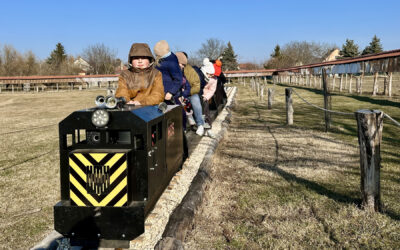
184 81 400 249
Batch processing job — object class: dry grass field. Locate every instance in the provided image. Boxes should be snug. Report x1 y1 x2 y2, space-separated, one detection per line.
0 89 105 249
184 81 400 248
0 82 399 249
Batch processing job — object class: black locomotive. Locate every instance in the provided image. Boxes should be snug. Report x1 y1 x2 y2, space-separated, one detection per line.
54 96 184 248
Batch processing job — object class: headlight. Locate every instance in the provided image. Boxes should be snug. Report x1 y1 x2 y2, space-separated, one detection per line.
91 109 109 127
95 95 105 107
105 96 117 109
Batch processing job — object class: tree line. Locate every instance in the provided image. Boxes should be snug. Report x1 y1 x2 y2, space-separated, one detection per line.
264 35 384 69
0 39 240 76
187 38 238 71
0 35 384 76
0 42 121 76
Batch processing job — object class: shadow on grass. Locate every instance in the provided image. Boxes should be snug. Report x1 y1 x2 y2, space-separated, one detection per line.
258 163 361 205
342 94 400 109
258 163 400 221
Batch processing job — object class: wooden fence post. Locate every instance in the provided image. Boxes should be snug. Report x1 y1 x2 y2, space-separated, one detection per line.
360 73 364 94
322 69 331 132
260 85 264 101
313 75 316 88
268 88 274 110
332 74 336 91
372 72 379 96
339 74 343 92
383 75 388 96
285 88 293 125
319 75 322 89
355 109 383 212
388 72 393 97
349 74 353 93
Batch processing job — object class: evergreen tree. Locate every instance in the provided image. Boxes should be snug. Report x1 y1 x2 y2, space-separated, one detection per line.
271 44 281 58
47 42 67 72
362 35 383 55
221 41 238 71
340 39 360 57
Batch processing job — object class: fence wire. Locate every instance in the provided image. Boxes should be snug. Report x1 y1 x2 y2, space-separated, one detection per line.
285 88 400 128
291 89 354 116
0 123 57 136
384 113 400 127
0 149 56 171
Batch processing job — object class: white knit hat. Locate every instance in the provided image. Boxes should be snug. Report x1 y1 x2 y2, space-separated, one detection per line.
201 58 215 75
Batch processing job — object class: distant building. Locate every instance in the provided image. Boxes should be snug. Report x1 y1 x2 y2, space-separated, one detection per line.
238 63 262 70
323 48 340 62
74 57 91 74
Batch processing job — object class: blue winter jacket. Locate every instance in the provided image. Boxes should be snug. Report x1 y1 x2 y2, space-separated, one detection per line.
156 53 183 97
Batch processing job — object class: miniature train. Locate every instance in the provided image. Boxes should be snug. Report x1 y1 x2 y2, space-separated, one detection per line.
54 96 184 248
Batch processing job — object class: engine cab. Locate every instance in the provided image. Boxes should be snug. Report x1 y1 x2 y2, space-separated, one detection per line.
54 99 183 248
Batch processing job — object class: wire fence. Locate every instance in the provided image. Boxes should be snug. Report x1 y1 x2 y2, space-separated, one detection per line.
0 149 56 172
291 89 355 116
244 79 398 211
384 113 400 127
0 123 57 136
247 79 400 127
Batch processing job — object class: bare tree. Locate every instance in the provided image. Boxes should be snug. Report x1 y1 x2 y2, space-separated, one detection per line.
21 50 39 76
197 38 226 61
264 41 337 69
0 45 23 76
186 51 202 67
82 43 118 74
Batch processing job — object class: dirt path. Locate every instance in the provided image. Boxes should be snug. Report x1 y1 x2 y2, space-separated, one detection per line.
183 87 400 249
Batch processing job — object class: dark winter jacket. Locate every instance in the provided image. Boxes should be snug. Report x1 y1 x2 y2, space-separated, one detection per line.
181 76 191 98
155 53 183 97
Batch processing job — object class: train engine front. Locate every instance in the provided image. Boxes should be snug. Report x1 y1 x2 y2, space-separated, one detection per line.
54 96 183 248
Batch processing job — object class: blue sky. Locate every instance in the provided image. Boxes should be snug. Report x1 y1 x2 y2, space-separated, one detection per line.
1 0 399 64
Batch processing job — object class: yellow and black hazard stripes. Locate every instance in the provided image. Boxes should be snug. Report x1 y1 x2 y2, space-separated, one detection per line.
68 152 128 207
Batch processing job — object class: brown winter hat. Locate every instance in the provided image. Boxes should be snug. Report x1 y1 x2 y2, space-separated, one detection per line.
175 52 188 65
128 43 154 62
153 40 170 57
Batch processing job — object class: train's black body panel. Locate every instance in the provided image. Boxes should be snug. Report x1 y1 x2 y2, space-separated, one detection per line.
54 104 183 245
